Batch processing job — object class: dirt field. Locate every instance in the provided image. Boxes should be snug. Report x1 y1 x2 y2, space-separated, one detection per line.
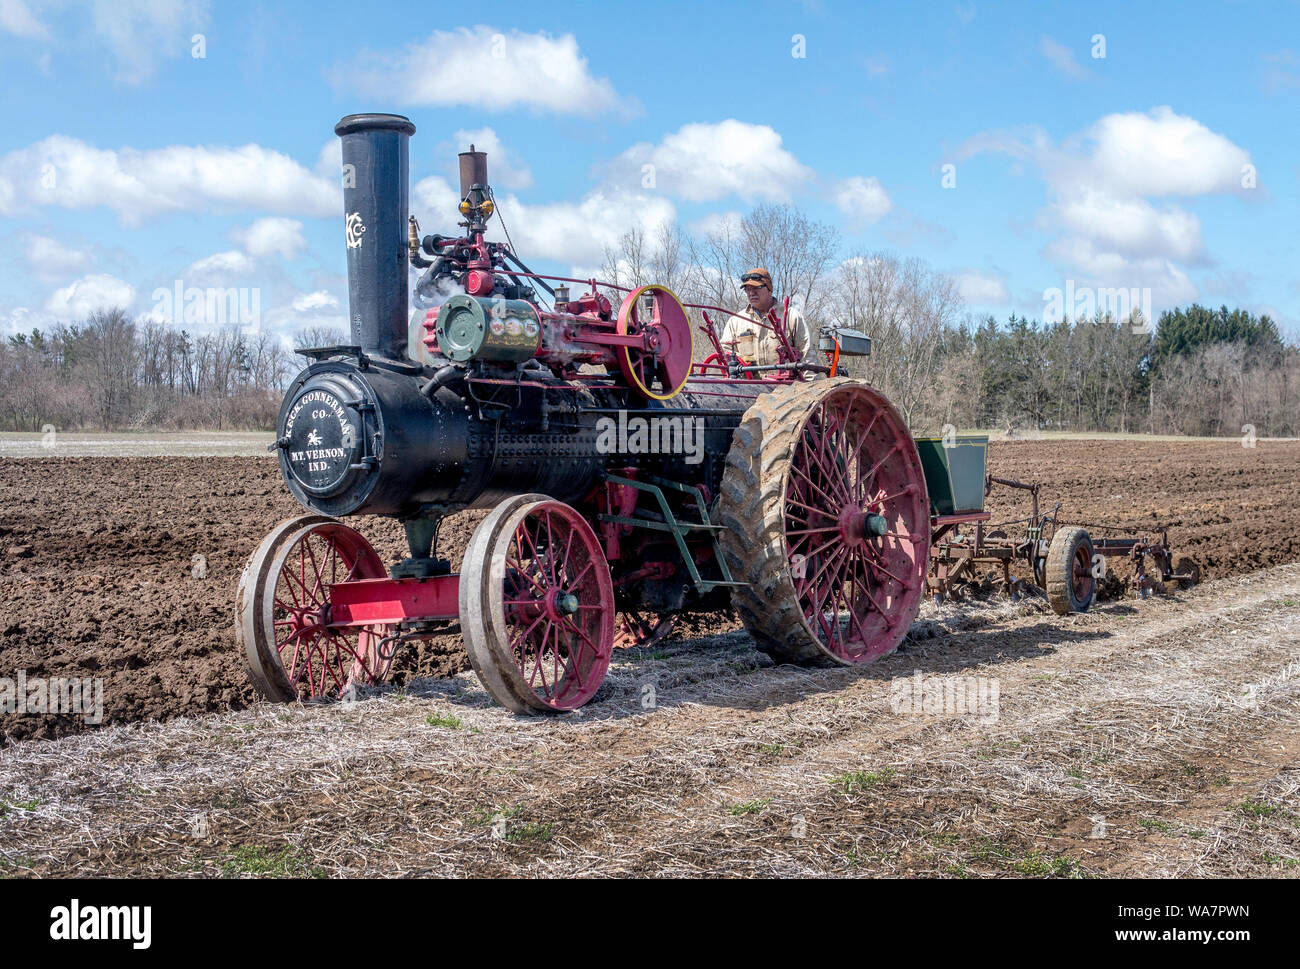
0 438 1298 876
1 438 1297 746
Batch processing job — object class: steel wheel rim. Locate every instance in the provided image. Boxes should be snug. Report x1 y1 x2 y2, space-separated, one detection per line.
492 501 615 709
1072 544 1094 604
782 385 928 662
267 523 391 700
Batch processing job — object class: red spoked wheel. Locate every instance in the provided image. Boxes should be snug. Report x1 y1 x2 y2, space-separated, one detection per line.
237 516 395 701
720 378 930 665
694 351 729 376
461 495 616 713
615 283 693 401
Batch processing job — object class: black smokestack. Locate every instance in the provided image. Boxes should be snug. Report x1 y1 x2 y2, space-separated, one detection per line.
334 113 416 360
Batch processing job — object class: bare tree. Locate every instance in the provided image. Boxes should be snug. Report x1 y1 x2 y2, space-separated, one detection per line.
737 204 840 320
81 308 138 428
600 227 649 291
828 252 958 426
294 325 349 352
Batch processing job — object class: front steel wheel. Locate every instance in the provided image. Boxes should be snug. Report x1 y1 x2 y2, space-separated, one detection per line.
236 517 395 701
460 496 616 713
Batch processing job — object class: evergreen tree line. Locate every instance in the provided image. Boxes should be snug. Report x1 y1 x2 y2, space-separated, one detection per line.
911 305 1295 437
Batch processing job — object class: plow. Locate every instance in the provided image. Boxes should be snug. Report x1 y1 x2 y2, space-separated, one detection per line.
234 113 1198 715
922 455 1201 613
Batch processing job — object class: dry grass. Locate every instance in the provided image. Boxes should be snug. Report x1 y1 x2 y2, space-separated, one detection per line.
1 566 1298 877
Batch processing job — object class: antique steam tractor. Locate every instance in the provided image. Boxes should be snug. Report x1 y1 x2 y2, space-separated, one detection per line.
236 113 1193 715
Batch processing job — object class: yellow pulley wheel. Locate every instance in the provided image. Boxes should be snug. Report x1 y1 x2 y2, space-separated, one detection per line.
614 283 693 401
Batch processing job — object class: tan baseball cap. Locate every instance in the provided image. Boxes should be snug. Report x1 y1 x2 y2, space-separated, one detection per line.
740 268 772 289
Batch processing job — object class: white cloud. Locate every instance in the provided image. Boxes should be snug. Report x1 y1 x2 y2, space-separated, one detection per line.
344 26 633 117
1261 49 1300 94
497 186 677 265
315 138 342 178
1080 106 1252 197
1040 36 1090 80
608 120 812 202
957 107 1253 201
956 107 1254 304
1052 188 1203 262
87 0 209 85
291 290 338 312
232 217 306 259
833 175 892 226
2 305 42 335
442 127 532 190
8 1 209 84
261 290 347 335
23 234 90 278
1040 239 1199 309
411 175 460 221
170 218 302 294
0 135 338 224
46 273 135 318
955 271 1009 305
136 302 172 325
186 250 253 275
0 0 48 38
688 210 742 238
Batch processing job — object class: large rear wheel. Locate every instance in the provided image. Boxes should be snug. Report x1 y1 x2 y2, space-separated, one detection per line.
719 378 930 665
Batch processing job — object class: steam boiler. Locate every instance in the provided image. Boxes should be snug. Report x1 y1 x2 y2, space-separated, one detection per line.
235 113 934 714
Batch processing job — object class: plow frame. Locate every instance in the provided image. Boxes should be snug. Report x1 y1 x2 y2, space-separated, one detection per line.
927 474 1197 601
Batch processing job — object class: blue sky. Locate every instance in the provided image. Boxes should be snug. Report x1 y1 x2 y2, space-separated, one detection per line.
1 0 1297 342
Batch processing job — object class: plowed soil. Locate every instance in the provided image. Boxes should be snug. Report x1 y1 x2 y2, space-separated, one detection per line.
1 438 1298 745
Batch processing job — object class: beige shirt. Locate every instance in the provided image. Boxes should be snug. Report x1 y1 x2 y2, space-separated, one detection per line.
719 302 814 368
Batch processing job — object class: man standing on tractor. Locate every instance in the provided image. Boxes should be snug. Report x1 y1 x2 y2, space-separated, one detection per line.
719 267 815 371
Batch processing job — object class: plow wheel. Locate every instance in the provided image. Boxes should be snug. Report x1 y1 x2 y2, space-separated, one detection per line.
719 378 930 665
1173 557 1201 590
461 495 616 714
1045 526 1096 616
237 516 395 702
